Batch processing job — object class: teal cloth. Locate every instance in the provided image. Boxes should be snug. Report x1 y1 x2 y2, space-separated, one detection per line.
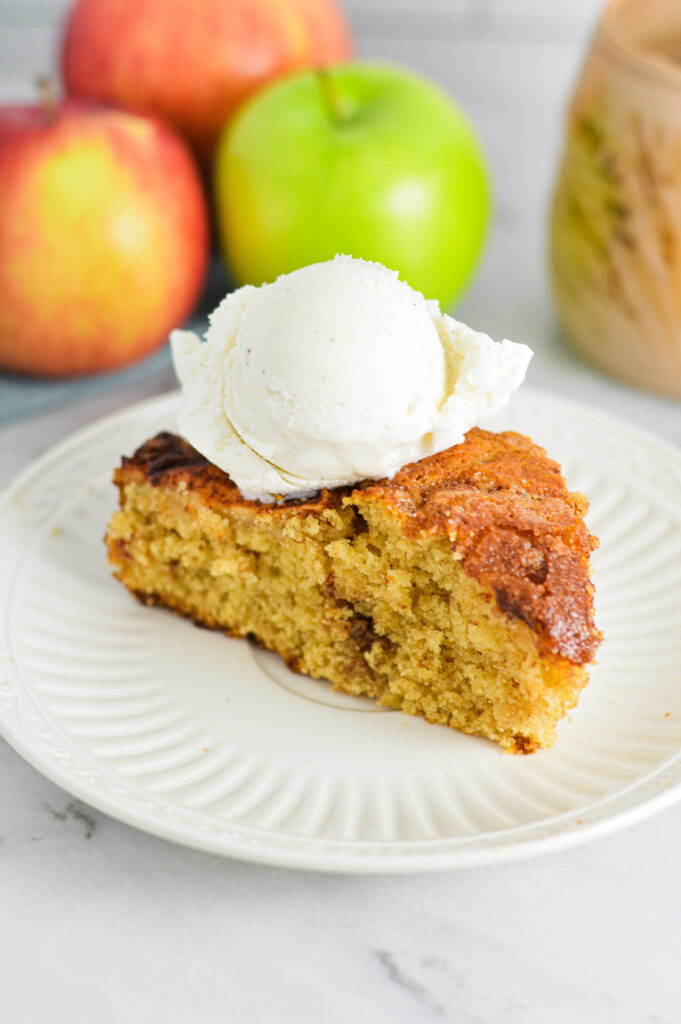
0 345 172 427
0 259 232 428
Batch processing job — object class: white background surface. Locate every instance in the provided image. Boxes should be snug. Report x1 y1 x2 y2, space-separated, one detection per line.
1 1 681 1021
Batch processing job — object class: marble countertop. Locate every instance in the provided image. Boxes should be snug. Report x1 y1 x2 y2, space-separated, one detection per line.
2 2 681 1021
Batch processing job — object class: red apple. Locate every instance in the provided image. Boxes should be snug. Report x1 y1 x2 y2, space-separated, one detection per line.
0 98 209 376
61 0 352 164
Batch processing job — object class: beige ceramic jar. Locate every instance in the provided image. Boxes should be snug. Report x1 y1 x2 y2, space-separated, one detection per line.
551 0 681 397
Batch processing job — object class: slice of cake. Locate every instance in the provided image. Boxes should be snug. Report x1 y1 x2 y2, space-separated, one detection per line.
106 427 600 753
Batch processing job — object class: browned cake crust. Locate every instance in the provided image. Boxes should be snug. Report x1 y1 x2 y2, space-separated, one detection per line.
116 429 600 667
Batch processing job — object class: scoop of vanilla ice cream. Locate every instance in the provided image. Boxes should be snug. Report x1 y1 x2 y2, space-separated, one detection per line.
171 256 532 502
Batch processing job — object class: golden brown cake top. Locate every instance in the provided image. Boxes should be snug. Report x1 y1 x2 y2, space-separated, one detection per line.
115 429 601 665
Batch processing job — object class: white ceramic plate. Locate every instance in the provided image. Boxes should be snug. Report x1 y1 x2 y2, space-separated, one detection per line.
2 387 681 872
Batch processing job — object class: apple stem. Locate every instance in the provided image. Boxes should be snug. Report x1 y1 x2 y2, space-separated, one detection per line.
316 68 348 123
36 75 58 119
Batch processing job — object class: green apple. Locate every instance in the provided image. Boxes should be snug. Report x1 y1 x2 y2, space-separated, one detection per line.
213 62 490 309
